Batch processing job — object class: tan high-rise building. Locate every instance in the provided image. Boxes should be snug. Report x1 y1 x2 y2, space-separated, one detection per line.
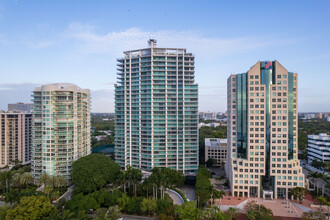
31 83 91 182
0 111 32 167
225 61 305 199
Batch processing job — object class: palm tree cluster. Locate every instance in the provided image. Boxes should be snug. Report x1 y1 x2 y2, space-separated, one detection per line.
289 187 307 203
118 166 185 200
36 173 68 202
118 166 143 196
38 172 68 189
0 166 33 193
0 171 12 193
11 172 33 189
210 186 225 207
144 167 185 200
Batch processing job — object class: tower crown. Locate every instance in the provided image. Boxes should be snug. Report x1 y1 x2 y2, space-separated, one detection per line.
148 39 157 48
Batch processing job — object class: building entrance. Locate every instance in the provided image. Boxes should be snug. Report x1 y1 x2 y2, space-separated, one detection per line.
263 190 273 200
277 188 287 199
250 187 258 197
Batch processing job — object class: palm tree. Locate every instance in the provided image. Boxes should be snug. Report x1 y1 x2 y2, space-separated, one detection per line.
210 187 225 207
133 169 142 197
0 171 11 193
225 207 239 219
38 172 49 187
210 186 215 207
20 172 33 187
48 175 57 189
56 175 67 188
11 173 22 189
126 166 142 197
217 190 225 208
150 168 162 200
44 184 53 198
142 178 152 199
148 173 158 200
117 170 128 193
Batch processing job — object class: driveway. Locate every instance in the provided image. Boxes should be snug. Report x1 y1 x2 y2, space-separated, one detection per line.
166 189 184 205
56 185 75 202
178 185 195 201
122 214 155 220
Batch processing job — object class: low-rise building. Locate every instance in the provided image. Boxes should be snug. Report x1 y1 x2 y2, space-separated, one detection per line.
308 133 330 163
205 138 227 166
95 135 107 141
8 102 32 113
303 113 316 120
198 122 221 129
204 112 216 120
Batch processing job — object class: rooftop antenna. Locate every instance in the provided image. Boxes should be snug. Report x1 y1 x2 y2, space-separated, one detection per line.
148 39 157 48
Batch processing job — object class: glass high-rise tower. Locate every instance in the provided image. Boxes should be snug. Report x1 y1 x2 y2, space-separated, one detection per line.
31 83 91 182
115 40 198 174
225 61 305 199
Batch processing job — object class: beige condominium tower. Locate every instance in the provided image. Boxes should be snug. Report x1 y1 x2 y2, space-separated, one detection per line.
31 83 91 182
0 111 32 167
225 61 305 199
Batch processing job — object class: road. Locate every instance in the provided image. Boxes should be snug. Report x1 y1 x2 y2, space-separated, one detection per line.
178 185 195 201
122 215 154 220
166 189 184 205
57 185 75 201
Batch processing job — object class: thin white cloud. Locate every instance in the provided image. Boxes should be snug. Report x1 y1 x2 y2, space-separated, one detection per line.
0 23 313 113
64 23 302 57
27 40 57 49
294 54 330 62
60 23 306 112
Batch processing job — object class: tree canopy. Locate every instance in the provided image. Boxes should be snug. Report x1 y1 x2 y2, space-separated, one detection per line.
245 201 274 220
195 166 213 208
5 196 54 220
289 187 307 203
71 154 121 193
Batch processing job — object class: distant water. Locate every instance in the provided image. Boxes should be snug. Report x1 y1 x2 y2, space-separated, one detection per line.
92 145 115 154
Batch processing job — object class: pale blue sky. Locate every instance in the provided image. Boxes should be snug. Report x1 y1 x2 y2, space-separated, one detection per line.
0 0 329 112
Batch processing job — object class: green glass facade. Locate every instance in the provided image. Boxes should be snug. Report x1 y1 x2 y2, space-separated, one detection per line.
32 84 91 182
288 72 294 160
260 61 274 192
236 73 247 159
115 43 199 174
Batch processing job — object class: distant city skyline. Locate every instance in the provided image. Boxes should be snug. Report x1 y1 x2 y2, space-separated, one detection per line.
0 1 330 112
